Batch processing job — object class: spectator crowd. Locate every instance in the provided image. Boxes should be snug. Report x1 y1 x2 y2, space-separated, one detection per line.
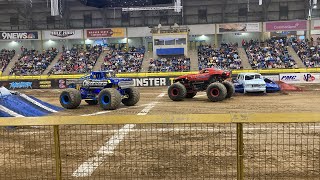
101 47 144 73
292 40 320 68
0 49 15 72
198 44 242 70
10 48 58 75
148 56 190 72
49 45 102 74
244 39 297 69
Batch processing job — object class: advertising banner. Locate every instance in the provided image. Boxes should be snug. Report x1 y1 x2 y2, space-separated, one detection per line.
0 31 39 40
265 20 307 32
280 73 320 84
42 29 83 40
85 28 126 38
312 19 320 30
217 23 260 33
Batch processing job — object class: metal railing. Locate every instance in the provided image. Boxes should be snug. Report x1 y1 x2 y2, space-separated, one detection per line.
0 113 319 179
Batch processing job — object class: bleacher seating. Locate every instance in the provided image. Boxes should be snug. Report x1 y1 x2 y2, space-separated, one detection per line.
198 44 242 70
49 45 102 75
244 39 297 69
292 41 320 68
10 48 58 75
0 49 15 72
101 47 145 73
148 56 190 72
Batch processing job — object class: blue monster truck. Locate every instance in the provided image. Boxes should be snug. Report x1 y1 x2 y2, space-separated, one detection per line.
59 70 140 110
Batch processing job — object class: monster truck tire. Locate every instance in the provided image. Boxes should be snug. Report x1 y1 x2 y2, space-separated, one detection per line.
85 100 98 105
98 88 121 110
185 92 197 98
168 82 187 101
222 81 235 99
60 88 81 109
122 87 140 106
206 82 227 102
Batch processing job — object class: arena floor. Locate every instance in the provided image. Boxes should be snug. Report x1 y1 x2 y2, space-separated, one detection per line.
1 86 320 179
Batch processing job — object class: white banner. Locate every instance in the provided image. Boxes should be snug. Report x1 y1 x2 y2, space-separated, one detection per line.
217 23 260 33
42 29 83 40
280 73 320 84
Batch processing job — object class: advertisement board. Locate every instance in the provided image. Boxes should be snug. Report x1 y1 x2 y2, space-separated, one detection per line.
265 20 307 32
280 73 320 84
217 23 260 33
0 31 40 40
85 28 126 38
42 30 83 40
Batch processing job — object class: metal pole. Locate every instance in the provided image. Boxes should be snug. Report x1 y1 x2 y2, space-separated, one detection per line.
53 125 62 180
237 123 244 180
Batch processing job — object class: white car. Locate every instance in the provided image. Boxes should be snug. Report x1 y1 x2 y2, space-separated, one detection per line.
235 73 266 93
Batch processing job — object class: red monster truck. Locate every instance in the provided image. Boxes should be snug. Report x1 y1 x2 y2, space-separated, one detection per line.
168 68 234 102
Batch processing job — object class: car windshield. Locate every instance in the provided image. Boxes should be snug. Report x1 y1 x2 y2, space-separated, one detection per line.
245 75 261 80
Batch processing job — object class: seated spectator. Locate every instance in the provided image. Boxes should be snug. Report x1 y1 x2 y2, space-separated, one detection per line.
245 39 297 69
10 48 58 75
292 40 320 68
49 45 102 74
198 43 242 70
148 56 191 72
0 49 15 72
101 48 144 73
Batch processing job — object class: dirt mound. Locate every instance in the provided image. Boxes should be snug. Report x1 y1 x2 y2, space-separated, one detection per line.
276 81 303 91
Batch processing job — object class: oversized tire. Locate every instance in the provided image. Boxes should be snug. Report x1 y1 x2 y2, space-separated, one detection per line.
60 88 81 109
122 87 140 106
98 88 121 110
168 82 187 101
222 81 235 99
185 92 197 98
206 82 227 102
85 100 98 105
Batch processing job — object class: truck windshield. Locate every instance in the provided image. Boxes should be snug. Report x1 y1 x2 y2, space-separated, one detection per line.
245 75 261 80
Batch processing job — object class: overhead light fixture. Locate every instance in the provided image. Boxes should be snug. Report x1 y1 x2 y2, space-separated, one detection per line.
313 5 317 8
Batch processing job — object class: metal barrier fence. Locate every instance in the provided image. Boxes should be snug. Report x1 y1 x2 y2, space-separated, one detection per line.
0 114 319 180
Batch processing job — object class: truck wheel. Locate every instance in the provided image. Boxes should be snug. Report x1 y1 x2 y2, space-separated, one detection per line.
168 82 187 101
98 88 121 110
222 81 235 98
85 100 98 105
185 92 197 98
60 88 81 109
122 87 140 106
206 82 227 102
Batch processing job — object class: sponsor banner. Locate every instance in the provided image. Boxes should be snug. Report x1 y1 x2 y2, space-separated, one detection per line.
265 20 307 32
312 19 320 30
39 81 52 89
43 30 83 40
1 81 39 89
218 23 260 33
132 77 168 87
85 28 126 38
0 31 39 40
280 73 320 84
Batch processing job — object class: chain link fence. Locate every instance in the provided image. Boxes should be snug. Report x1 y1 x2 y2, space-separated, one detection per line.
0 116 319 180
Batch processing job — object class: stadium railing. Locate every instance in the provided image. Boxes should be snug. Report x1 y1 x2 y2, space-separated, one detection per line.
1 67 320 80
0 113 319 180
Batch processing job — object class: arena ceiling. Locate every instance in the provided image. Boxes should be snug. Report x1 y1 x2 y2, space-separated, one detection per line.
0 0 314 30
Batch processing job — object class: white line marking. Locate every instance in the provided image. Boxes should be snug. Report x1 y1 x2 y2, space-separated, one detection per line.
80 104 149 116
73 93 163 177
20 94 57 113
0 105 24 117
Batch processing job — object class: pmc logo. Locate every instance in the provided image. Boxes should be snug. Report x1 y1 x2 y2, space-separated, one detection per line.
303 74 315 82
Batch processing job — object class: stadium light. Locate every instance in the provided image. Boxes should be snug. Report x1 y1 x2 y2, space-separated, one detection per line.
259 0 262 5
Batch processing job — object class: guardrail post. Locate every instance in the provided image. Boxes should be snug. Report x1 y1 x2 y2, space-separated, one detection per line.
53 125 62 180
237 123 244 180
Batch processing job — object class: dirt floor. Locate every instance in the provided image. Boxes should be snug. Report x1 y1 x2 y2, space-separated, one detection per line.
0 86 319 179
